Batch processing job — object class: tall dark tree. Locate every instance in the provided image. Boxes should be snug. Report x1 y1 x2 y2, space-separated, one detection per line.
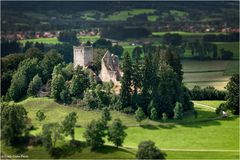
163 33 182 46
7 58 40 101
109 45 124 57
27 74 43 96
162 49 183 82
157 63 182 118
58 31 79 45
41 50 64 82
225 74 239 115
26 47 43 60
51 74 65 101
120 52 132 109
132 46 143 61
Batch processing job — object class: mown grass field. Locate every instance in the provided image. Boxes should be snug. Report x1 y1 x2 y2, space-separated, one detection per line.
1 97 239 159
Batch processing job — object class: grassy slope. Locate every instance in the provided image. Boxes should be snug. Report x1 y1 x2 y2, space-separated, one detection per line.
2 97 239 159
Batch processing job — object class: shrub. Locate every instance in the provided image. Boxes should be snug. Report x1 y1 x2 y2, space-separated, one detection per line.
216 103 226 115
174 102 183 120
136 140 166 159
162 113 168 122
123 106 134 114
135 107 146 124
150 107 158 121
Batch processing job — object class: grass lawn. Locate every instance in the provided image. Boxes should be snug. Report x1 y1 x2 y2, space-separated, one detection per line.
19 35 100 45
2 97 239 159
19 37 62 44
212 42 239 59
193 100 226 108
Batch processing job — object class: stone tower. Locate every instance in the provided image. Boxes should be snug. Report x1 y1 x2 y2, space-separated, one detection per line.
73 45 93 68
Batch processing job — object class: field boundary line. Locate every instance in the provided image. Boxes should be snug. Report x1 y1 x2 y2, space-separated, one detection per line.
124 146 239 152
184 70 225 73
160 148 239 152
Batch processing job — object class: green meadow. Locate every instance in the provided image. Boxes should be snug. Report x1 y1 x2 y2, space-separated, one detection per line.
152 31 227 37
1 97 239 159
104 9 156 21
19 35 100 45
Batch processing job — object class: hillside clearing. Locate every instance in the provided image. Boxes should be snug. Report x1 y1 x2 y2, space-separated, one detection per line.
2 97 239 159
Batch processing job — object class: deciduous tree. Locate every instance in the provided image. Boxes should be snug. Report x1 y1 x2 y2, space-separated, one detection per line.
107 119 127 147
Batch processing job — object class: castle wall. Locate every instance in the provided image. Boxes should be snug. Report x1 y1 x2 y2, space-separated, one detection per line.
73 46 93 68
99 51 121 83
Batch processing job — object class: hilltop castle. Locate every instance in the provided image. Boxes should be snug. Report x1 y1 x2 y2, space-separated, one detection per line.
73 45 121 83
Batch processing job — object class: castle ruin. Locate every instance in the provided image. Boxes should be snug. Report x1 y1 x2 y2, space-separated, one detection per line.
73 45 93 68
73 45 121 84
99 50 121 83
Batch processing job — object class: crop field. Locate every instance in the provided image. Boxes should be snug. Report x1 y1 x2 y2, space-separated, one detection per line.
224 60 239 76
182 60 238 90
19 35 100 45
1 97 239 159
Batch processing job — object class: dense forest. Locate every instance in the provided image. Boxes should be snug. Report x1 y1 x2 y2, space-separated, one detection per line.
1 1 239 32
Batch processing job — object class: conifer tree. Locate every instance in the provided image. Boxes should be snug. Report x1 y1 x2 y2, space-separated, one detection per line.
120 52 132 109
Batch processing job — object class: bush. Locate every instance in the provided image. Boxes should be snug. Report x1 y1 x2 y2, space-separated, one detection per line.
123 106 134 114
50 147 63 158
136 140 166 159
216 103 226 115
190 86 227 100
174 102 183 120
162 113 168 122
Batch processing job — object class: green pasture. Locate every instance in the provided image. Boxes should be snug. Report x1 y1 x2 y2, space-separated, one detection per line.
19 35 100 45
2 97 239 159
104 9 155 21
152 31 227 37
19 38 62 44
